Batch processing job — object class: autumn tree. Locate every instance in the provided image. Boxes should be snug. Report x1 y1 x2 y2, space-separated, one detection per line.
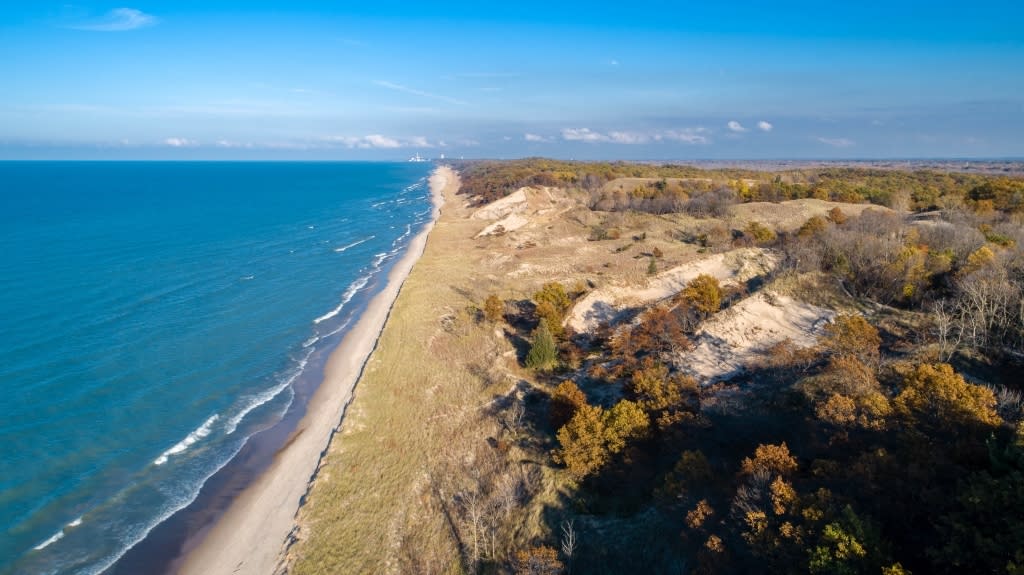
602 399 649 453
683 274 723 317
741 442 798 477
627 359 697 414
554 400 649 479
526 319 558 370
535 282 573 337
894 362 1001 429
819 314 881 366
802 356 891 431
555 404 608 479
550 380 587 429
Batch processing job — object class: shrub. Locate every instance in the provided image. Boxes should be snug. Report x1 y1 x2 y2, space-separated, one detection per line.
683 274 723 317
514 545 564 575
798 215 829 238
745 221 777 243
827 207 848 224
483 294 504 323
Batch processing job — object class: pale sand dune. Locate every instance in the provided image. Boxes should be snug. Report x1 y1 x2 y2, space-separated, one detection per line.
177 167 454 575
470 187 527 220
567 247 777 332
677 291 834 381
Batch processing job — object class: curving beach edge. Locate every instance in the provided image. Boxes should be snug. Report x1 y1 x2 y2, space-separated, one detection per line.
177 165 455 575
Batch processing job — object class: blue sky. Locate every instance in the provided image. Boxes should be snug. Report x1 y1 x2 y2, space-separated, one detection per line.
1 1 1022 159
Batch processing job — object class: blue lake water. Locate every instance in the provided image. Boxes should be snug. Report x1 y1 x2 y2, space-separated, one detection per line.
0 161 434 574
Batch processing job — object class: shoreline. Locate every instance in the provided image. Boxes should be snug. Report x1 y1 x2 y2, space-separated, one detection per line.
175 165 451 575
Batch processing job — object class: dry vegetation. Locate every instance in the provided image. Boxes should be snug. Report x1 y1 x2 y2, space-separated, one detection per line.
286 160 1024 575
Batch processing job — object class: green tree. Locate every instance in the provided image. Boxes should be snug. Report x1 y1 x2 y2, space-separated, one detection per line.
525 319 558 370
648 257 658 276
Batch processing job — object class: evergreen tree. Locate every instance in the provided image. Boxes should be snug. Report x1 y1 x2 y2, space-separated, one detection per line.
525 319 558 370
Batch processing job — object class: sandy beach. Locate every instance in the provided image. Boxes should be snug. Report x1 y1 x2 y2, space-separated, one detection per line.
177 166 452 575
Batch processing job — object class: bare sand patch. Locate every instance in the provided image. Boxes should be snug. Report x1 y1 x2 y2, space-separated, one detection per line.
567 247 777 332
676 291 834 381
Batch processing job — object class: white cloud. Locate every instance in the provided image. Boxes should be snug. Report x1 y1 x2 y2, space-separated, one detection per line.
562 128 611 143
163 137 196 147
727 120 748 133
68 8 157 32
323 134 434 149
524 133 550 142
562 127 709 145
757 121 773 132
657 129 710 145
373 81 467 106
816 137 855 147
609 59 620 66
364 134 402 148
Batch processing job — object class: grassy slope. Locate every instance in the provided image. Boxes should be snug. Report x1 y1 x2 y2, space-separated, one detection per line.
288 174 509 574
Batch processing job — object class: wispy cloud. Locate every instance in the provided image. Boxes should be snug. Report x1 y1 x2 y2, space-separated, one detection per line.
816 137 855 147
163 137 196 147
524 133 551 142
561 127 709 145
757 121 773 132
323 134 435 149
67 8 157 32
373 81 467 106
659 129 710 144
727 120 748 133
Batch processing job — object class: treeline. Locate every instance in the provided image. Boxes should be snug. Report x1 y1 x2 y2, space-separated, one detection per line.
452 158 1024 215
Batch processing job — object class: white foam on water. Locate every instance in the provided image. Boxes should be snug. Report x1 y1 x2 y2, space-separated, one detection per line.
302 335 319 348
85 437 250 575
391 223 413 247
312 274 372 324
33 530 64 551
319 317 353 341
333 236 374 253
225 347 314 435
68 517 83 528
153 415 220 466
